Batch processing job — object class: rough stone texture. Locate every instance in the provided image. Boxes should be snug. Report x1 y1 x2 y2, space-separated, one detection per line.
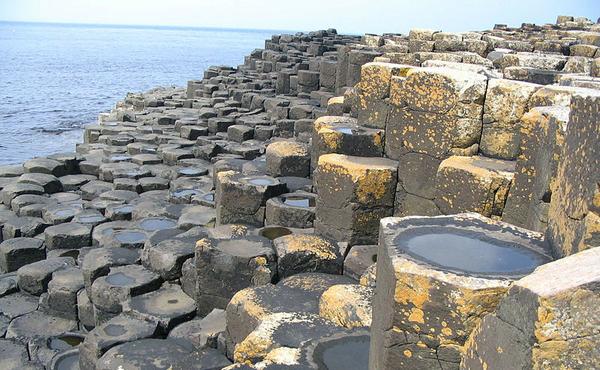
311 116 384 170
369 214 551 370
225 273 353 347
215 171 286 227
195 236 276 316
461 247 600 370
273 234 343 278
315 154 398 245
502 106 569 232
435 155 515 218
355 62 410 128
386 67 487 160
480 79 540 160
265 140 310 178
546 91 600 257
319 283 373 329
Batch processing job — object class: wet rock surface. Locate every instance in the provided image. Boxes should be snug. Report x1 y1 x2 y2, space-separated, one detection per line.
1 15 599 369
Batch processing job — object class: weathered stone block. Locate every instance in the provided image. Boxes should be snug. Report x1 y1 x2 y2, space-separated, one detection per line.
480 79 540 160
315 154 398 245
0 237 45 273
273 234 343 278
319 283 373 329
502 107 568 231
312 116 384 169
355 62 411 128
265 140 310 178
546 91 600 257
435 156 515 217
195 236 276 316
462 247 600 370
215 172 287 227
370 214 551 370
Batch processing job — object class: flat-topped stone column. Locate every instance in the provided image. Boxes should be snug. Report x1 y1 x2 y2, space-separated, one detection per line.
215 171 287 227
315 154 397 245
369 213 552 370
462 247 600 370
195 236 276 316
311 116 384 170
546 91 600 257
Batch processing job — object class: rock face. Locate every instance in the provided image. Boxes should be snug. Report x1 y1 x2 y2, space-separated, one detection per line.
1 14 600 370
546 91 600 257
461 247 600 370
315 154 398 245
369 214 552 370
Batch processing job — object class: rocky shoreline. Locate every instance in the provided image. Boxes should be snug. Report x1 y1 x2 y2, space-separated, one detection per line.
1 15 600 370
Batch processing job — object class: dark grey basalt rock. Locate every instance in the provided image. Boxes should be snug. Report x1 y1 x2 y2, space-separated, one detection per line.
265 192 316 228
44 222 93 250
17 257 75 295
95 338 194 370
168 308 225 350
343 244 378 281
5 310 78 343
90 264 162 314
46 267 85 319
0 291 39 319
273 234 343 278
79 314 159 370
195 236 276 316
124 283 196 333
0 237 46 273
215 172 286 227
28 332 85 368
81 247 141 294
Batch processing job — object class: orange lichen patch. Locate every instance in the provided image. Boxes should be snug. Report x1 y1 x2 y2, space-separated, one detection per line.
579 212 600 251
454 286 509 335
229 288 268 321
319 284 373 328
317 128 343 151
317 154 397 205
278 234 339 260
266 140 308 157
195 238 210 251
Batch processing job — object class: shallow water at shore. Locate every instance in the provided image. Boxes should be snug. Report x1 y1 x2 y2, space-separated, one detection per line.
0 21 279 165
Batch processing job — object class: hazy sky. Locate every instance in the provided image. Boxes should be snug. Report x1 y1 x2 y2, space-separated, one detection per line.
0 0 598 34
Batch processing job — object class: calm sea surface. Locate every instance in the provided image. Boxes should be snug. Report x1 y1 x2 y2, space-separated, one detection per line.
0 22 279 165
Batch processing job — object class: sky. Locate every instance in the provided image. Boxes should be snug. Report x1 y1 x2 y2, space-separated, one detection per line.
0 0 598 34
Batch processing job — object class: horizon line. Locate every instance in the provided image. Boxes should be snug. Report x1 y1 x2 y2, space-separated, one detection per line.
0 19 301 35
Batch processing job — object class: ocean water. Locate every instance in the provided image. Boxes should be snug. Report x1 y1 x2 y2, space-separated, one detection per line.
0 22 279 165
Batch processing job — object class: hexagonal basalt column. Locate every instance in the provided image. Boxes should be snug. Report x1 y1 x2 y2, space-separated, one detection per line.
480 79 540 160
311 116 384 170
265 192 316 228
315 154 398 245
461 247 600 370
195 236 276 316
369 213 552 370
434 155 515 218
265 140 310 178
546 91 600 257
355 62 411 129
385 67 488 161
215 171 287 227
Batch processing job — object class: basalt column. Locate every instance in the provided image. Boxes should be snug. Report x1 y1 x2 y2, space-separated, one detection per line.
383 67 490 217
462 247 600 370
369 213 552 370
546 91 600 257
314 154 398 245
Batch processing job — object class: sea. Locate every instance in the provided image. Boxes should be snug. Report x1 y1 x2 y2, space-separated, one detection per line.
0 21 281 165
